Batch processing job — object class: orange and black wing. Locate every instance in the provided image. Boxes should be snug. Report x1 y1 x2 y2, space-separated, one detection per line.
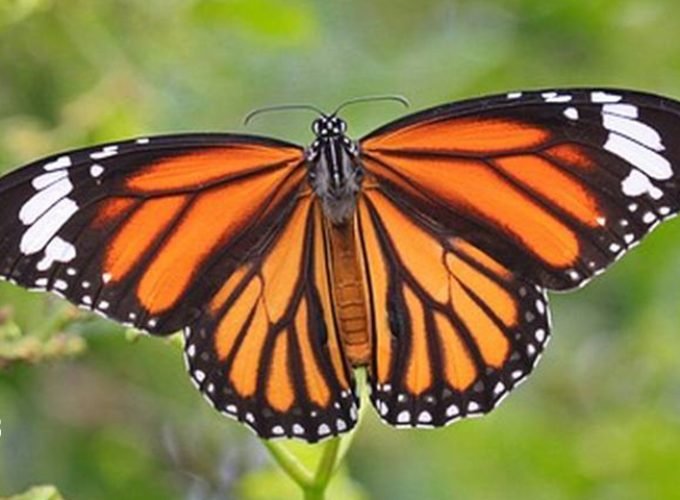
0 134 356 441
358 88 680 425
358 191 549 426
0 134 304 332
186 197 357 441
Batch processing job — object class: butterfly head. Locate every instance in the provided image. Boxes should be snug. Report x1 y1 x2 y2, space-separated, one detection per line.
307 115 363 225
311 115 347 137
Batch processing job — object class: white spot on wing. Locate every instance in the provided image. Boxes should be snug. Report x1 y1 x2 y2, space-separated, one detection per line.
446 404 459 417
20 198 78 255
90 145 118 160
44 156 72 171
467 401 480 412
535 329 546 342
604 134 672 180
19 178 73 225
621 170 663 199
542 91 572 103
591 91 622 103
563 107 579 120
36 236 76 271
32 170 68 190
90 164 105 178
507 92 522 99
603 114 663 151
602 103 638 118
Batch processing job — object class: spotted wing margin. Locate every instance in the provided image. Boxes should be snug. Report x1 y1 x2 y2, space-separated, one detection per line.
357 189 550 427
361 88 680 291
185 196 358 442
0 133 307 333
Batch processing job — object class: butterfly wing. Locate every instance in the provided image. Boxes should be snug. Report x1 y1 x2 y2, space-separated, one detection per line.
186 197 358 441
0 134 357 441
357 190 550 425
361 89 680 290
0 134 305 332
358 88 680 426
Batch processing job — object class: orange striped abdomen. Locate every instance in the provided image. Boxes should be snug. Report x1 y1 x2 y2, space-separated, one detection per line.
326 220 371 366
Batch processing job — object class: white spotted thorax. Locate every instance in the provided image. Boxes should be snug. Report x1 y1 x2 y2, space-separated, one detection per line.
306 115 363 225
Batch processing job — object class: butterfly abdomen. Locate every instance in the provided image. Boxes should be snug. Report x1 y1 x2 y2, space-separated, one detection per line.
325 219 371 366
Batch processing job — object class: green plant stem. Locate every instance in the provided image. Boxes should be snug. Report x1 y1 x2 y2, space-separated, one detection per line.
262 440 313 489
304 438 341 499
261 368 368 499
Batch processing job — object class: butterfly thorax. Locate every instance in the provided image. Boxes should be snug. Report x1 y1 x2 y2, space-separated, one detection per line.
306 115 363 225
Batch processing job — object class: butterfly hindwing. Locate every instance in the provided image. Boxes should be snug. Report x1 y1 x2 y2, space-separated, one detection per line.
358 190 550 426
361 89 680 291
185 197 359 442
0 134 306 333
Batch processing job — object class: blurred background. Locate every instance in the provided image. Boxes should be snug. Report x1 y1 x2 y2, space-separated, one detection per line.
2 0 680 498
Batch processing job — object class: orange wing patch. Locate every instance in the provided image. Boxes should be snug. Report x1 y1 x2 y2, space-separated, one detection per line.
433 312 476 391
494 155 601 227
92 197 136 228
544 144 596 170
366 192 449 303
295 298 331 408
104 195 188 282
126 145 301 192
364 118 550 154
357 200 393 386
125 170 294 315
266 333 295 412
403 285 432 396
450 238 511 279
364 155 581 268
445 252 517 328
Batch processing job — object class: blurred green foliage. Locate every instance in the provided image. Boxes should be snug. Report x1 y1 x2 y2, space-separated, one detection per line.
2 0 680 498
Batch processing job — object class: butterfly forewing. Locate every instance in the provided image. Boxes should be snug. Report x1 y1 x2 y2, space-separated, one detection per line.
0 134 305 332
360 89 680 291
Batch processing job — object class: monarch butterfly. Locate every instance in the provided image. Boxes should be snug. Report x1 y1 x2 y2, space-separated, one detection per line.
1 88 679 443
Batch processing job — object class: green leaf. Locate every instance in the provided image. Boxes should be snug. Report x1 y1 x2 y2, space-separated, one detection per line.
5 485 65 500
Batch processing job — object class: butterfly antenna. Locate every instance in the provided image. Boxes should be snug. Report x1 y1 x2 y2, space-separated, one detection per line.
243 104 327 126
332 94 410 116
